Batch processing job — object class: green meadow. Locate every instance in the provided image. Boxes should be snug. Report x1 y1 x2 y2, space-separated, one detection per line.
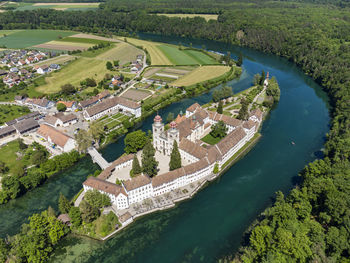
157 44 217 65
0 30 74 49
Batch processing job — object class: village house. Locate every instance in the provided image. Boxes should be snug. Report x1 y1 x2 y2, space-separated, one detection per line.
36 124 76 152
24 98 54 110
36 65 49 74
83 96 141 121
57 101 77 111
43 112 78 128
79 90 111 109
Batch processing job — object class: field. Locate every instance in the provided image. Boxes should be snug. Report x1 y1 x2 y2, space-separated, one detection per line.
71 33 119 43
0 105 30 125
0 30 18 37
121 89 152 102
156 13 218 21
201 133 223 145
58 37 111 45
36 57 113 94
96 42 143 64
0 30 74 49
10 2 100 11
98 113 130 130
0 140 20 176
157 45 216 65
172 65 231 86
121 37 217 66
121 37 171 65
33 40 93 51
35 55 75 66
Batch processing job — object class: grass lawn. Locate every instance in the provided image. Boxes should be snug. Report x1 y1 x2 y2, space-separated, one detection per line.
0 105 30 125
78 44 115 58
201 133 223 145
156 13 218 21
172 65 231 86
0 30 75 48
15 2 100 11
0 140 20 175
120 37 171 65
36 57 113 94
35 55 75 66
158 45 216 65
0 30 19 37
96 42 143 64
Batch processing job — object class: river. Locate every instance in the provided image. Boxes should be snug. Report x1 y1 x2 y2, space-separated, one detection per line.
0 34 329 262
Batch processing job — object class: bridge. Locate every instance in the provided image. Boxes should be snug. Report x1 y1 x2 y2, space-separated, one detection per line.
87 147 110 169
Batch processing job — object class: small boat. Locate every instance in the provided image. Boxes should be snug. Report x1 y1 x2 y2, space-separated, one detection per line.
291 141 295 145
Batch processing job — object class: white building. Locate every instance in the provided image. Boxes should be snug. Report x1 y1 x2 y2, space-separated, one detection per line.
36 124 76 152
83 96 141 121
43 112 78 128
122 174 153 204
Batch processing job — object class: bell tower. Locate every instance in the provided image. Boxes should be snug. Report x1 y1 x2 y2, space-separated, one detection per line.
152 114 164 150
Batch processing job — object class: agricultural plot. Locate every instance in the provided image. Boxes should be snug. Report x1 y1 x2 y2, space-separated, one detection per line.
14 2 100 11
121 89 152 102
0 30 18 37
58 37 112 45
35 55 75 66
96 42 143 65
120 37 171 65
156 13 218 21
71 33 120 43
0 105 30 125
98 113 129 130
36 57 113 94
33 40 93 51
172 65 231 86
0 30 74 49
158 45 217 65
145 66 196 82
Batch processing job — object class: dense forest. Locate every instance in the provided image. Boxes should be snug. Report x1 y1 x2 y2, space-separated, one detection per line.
0 0 349 262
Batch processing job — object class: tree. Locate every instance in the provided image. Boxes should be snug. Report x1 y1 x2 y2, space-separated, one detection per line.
132 154 142 176
31 149 47 166
217 100 223 114
124 130 147 153
0 239 8 263
18 138 27 151
169 141 181 171
88 121 104 146
212 89 222 102
210 121 227 139
237 52 243 66
237 99 249 120
75 129 92 153
106 61 113 70
166 112 174 123
142 139 158 177
79 200 99 223
56 103 66 112
0 161 8 174
113 60 119 67
68 206 82 227
85 78 97 87
84 190 111 209
58 193 71 214
259 70 266 86
213 163 219 174
1 175 22 199
60 84 76 95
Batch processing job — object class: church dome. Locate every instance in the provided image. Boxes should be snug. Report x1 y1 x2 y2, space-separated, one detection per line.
170 121 177 129
154 115 162 123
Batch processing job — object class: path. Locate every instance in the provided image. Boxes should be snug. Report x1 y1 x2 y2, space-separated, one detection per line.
87 146 110 169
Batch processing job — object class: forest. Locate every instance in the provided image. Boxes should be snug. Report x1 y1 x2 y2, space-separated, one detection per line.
0 0 349 262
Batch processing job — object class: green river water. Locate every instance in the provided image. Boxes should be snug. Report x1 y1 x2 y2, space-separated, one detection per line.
0 34 330 263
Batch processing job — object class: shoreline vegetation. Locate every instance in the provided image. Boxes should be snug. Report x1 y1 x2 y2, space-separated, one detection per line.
0 0 348 261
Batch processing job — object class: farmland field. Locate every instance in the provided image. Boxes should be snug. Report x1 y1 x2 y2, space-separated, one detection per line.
0 30 74 48
12 2 100 11
0 105 30 125
35 55 75 66
33 40 93 51
58 37 112 45
0 30 18 37
121 88 152 102
158 45 217 65
96 42 143 64
156 13 218 21
71 33 119 43
172 65 231 86
120 37 171 65
36 57 113 94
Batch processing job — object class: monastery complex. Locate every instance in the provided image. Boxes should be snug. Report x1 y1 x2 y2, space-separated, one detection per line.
82 103 263 216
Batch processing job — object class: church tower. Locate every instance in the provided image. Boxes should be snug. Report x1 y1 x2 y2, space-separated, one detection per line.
168 121 180 155
152 114 164 151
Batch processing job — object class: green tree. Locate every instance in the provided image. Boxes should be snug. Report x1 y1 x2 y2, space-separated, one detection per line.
237 99 249 120
106 61 113 70
56 103 67 112
18 138 27 151
60 83 76 95
75 129 92 153
31 149 47 166
213 163 219 174
88 121 104 146
132 154 142 176
0 239 8 263
237 52 243 66
210 121 227 139
142 139 158 177
85 78 97 87
79 200 99 223
1 175 22 199
84 189 111 209
217 100 223 114
58 193 72 214
124 130 147 153
259 70 266 86
113 60 119 67
169 141 181 171
0 161 8 174
68 206 82 227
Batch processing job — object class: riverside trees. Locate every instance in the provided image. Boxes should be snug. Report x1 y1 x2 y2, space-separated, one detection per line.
169 141 181 171
142 139 158 177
